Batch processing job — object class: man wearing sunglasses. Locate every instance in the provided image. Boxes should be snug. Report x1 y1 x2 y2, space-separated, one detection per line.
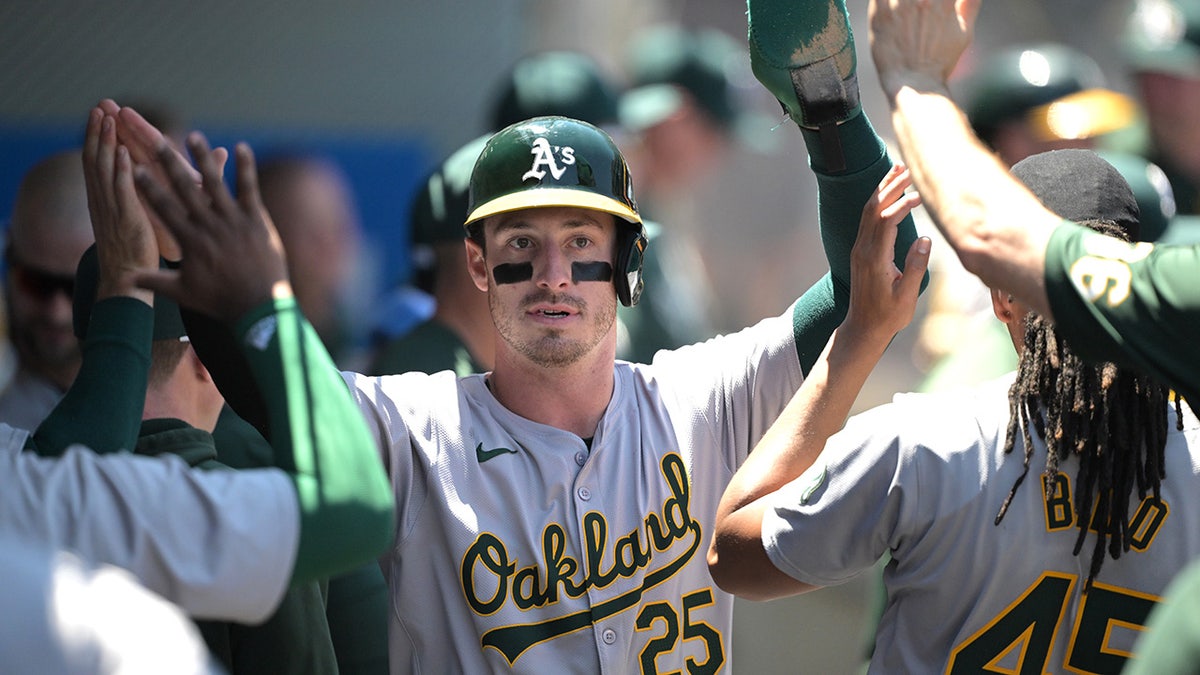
0 150 94 430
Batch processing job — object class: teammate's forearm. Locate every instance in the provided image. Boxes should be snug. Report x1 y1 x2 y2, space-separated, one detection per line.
727 325 887 513
27 297 151 457
233 297 394 587
710 325 889 599
888 83 1054 317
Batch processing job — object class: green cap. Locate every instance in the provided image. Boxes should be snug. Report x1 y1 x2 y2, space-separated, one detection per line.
1124 0 1200 77
960 43 1137 144
619 26 742 132
465 116 641 227
489 51 619 131
72 245 186 341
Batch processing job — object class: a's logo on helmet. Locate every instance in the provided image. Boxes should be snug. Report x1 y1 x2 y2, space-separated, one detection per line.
523 137 575 182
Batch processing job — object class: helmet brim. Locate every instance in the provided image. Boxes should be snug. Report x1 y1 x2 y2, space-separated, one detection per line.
1026 88 1139 142
465 187 642 227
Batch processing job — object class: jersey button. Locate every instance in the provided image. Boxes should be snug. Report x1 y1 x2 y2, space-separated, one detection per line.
602 629 617 645
577 486 592 501
574 451 587 466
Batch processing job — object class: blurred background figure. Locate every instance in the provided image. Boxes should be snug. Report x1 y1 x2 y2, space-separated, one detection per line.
616 26 740 334
915 42 1139 393
487 50 621 133
617 24 796 335
619 25 768 198
1123 0 1200 215
1100 149 1200 245
960 43 1138 167
368 135 493 376
257 154 372 368
0 150 93 430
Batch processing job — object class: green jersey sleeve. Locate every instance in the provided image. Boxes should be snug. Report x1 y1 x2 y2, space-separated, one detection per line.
790 147 925 375
232 297 394 586
1044 221 1200 407
26 297 152 457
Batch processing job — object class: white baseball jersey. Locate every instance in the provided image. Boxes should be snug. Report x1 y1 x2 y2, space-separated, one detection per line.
762 374 1200 674
0 422 299 623
344 310 803 674
0 533 218 675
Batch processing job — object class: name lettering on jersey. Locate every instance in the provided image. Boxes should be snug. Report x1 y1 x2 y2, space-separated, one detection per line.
523 137 575 182
461 453 701 665
1041 473 1169 550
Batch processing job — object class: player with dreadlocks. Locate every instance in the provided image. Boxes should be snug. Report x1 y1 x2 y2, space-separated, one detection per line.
996 213 1182 592
709 148 1200 674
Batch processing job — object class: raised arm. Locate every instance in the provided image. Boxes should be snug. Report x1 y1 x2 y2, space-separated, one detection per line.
745 0 928 373
867 0 1057 317
132 129 394 583
708 165 928 600
28 106 158 456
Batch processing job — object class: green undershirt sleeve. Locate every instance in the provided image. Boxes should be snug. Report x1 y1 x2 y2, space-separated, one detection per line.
231 297 394 587
26 297 152 456
791 112 927 375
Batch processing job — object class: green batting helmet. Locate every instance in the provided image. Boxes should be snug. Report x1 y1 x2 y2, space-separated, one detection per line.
960 43 1137 145
465 116 647 306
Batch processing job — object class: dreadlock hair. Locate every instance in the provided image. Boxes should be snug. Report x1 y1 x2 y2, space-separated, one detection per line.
993 219 1184 591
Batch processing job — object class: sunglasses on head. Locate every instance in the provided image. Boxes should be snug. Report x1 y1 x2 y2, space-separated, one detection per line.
5 249 75 301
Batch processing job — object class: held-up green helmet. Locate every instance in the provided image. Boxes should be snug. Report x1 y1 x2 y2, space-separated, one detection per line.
465 116 647 306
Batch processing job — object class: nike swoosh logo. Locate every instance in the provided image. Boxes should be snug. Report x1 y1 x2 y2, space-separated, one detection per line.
476 442 518 463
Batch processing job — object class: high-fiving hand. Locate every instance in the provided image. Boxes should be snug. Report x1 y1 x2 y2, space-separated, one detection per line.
82 106 158 307
844 163 929 342
868 0 982 97
97 99 229 263
131 131 291 324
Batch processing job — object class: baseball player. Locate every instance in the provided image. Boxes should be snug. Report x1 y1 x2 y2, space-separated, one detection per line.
123 0 929 669
710 148 1200 674
63 243 341 675
2 104 393 627
869 1 1200 669
868 0 1200 408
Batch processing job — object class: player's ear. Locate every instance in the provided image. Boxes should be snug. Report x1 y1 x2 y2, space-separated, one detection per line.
465 237 489 292
185 343 213 384
990 288 1030 326
991 288 1030 354
990 288 1015 323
